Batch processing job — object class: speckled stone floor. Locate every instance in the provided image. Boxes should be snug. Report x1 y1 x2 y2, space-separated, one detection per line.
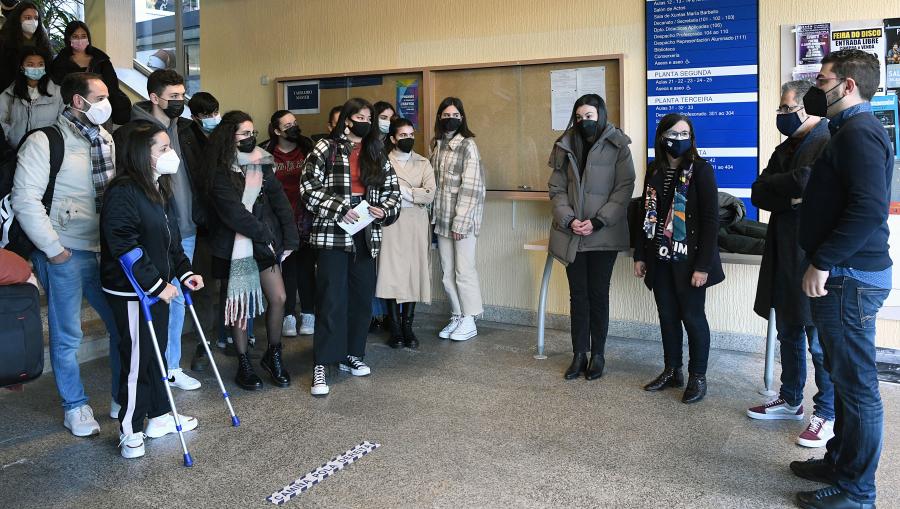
2 317 898 509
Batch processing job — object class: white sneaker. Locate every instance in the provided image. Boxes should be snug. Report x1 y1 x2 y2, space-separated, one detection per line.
797 415 836 448
216 336 232 349
339 356 371 376
449 316 478 341
282 315 297 337
439 315 461 339
299 314 315 336
311 364 329 397
63 404 100 437
145 413 199 439
110 399 121 420
168 368 201 391
746 398 804 420
119 432 145 459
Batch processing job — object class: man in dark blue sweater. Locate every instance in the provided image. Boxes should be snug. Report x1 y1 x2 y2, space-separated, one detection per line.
791 49 894 509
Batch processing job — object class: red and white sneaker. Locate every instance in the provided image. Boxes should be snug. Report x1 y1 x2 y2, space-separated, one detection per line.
797 415 835 448
746 398 804 420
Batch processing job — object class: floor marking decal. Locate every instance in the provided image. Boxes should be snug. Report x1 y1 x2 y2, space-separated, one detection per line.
266 441 381 505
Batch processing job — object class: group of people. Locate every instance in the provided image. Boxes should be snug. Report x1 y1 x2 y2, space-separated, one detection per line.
548 49 893 508
1 12 487 460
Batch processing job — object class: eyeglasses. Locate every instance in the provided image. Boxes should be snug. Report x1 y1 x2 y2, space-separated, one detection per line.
236 130 259 138
776 105 804 114
664 130 691 140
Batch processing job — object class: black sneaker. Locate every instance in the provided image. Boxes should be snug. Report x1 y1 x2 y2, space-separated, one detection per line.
796 486 874 509
791 458 838 485
338 356 371 376
310 364 329 397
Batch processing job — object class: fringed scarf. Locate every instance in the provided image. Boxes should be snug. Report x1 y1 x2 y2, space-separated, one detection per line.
224 147 274 329
642 163 694 262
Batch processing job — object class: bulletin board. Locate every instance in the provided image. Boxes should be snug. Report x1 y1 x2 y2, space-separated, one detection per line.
274 55 624 197
276 71 427 155
429 56 623 194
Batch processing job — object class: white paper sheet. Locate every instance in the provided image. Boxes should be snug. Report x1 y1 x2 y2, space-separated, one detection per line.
550 66 607 131
337 199 376 235
576 66 606 98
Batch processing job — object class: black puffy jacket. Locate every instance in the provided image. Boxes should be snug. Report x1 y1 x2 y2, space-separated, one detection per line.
100 177 193 298
209 162 299 266
50 46 132 125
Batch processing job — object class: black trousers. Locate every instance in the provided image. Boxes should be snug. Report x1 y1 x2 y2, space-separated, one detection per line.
565 250 617 354
651 261 711 375
283 242 317 316
313 233 375 365
109 296 170 435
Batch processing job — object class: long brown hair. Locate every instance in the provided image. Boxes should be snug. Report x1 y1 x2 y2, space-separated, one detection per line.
109 121 172 205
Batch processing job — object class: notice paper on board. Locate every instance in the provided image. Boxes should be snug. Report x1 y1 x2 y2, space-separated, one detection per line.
337 200 375 235
550 66 606 130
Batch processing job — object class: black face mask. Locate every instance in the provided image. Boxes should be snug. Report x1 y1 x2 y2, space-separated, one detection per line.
348 121 371 138
161 99 185 119
237 136 257 153
282 126 301 143
577 120 599 140
440 117 462 133
802 81 843 118
396 138 415 153
664 138 692 159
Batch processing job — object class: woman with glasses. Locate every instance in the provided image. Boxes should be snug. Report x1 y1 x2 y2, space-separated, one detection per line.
207 111 299 391
377 117 436 349
634 113 724 404
262 110 317 339
430 96 485 342
547 94 635 381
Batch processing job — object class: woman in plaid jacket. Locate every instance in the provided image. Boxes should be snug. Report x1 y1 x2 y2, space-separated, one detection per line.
300 97 401 397
430 97 486 342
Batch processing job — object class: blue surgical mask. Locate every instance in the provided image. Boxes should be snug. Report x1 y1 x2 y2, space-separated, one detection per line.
664 137 692 158
776 111 807 137
23 66 45 81
200 115 221 133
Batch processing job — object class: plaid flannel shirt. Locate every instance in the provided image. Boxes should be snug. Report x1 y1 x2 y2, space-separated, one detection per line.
429 134 485 237
300 136 401 257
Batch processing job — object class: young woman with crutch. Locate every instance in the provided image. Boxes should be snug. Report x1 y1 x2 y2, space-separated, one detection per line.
100 121 204 459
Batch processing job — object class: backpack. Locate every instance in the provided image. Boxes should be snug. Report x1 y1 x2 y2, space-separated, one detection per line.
0 126 64 258
0 283 43 387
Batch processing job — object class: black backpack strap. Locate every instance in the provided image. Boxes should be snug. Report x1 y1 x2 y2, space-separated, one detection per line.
37 126 64 210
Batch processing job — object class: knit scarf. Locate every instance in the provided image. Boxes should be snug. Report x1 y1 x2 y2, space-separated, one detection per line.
642 163 694 262
224 148 273 329
63 109 115 212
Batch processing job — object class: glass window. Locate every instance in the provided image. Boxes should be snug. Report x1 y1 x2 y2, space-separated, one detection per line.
134 0 200 94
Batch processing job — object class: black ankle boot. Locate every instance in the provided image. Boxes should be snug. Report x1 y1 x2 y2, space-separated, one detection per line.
235 353 262 390
682 374 707 404
386 301 404 349
586 353 605 380
261 343 291 387
402 303 419 349
564 353 588 380
190 342 209 372
643 367 684 391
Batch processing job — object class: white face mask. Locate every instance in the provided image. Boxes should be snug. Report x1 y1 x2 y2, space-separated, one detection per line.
21 19 38 35
153 150 180 175
73 95 112 126
378 118 391 134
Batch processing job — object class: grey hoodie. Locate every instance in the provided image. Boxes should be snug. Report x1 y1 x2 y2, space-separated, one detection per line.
129 101 195 238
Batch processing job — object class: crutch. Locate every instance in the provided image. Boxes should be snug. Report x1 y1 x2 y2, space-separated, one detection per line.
119 247 194 467
181 286 240 427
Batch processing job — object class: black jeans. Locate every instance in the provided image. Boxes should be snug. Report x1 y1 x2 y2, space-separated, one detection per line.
651 261 711 375
283 242 317 316
313 233 375 365
565 250 617 354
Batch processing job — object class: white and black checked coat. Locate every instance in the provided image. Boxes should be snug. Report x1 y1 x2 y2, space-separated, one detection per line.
300 136 401 258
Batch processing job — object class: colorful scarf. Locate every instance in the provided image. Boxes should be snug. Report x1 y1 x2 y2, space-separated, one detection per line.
63 109 115 212
224 148 273 329
642 163 694 262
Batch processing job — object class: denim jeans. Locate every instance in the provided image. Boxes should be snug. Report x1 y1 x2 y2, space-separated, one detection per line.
165 235 195 371
32 249 122 411
812 276 889 503
776 320 835 420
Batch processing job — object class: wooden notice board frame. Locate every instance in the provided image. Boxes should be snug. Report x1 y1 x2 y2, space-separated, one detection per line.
274 54 625 201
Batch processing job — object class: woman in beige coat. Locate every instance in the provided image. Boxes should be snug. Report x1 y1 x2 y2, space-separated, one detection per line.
377 117 436 349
